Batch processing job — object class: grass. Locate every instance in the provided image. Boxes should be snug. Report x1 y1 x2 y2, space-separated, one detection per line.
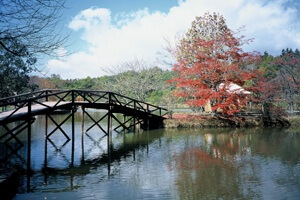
164 113 299 128
287 116 300 126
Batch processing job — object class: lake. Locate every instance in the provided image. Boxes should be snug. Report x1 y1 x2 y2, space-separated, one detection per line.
1 110 299 199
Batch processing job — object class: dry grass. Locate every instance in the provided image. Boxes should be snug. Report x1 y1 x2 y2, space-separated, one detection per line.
164 113 298 128
164 113 242 128
287 116 300 126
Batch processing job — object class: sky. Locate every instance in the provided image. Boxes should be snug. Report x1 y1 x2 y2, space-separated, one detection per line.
45 0 300 79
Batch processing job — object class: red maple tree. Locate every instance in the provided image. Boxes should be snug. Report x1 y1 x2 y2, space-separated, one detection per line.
170 31 260 115
273 51 300 112
255 50 299 115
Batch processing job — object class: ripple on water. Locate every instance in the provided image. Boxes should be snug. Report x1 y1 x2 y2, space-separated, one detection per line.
6 119 300 200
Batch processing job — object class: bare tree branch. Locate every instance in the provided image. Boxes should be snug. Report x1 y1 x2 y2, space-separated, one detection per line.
102 59 167 102
0 0 69 58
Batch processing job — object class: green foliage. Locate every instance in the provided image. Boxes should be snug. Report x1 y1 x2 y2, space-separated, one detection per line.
0 38 37 98
257 49 300 112
31 68 177 106
100 66 176 102
258 52 276 78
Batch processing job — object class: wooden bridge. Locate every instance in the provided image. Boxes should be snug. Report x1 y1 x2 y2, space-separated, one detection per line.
0 89 167 171
0 89 167 125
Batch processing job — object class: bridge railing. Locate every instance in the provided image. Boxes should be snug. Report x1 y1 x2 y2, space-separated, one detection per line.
73 90 109 104
0 90 74 123
109 92 168 117
0 89 66 107
0 89 168 119
73 90 168 117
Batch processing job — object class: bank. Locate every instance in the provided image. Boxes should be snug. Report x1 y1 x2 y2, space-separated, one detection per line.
163 113 299 128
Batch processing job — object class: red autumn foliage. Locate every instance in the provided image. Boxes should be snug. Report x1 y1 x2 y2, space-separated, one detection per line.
273 52 300 111
174 148 225 171
253 51 299 115
169 32 260 115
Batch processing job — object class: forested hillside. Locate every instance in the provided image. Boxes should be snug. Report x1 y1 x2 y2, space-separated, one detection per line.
29 67 179 107
26 48 299 112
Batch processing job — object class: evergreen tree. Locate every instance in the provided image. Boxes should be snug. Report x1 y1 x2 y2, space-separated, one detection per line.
0 38 36 98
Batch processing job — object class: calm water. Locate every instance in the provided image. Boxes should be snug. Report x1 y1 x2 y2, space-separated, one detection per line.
1 110 300 199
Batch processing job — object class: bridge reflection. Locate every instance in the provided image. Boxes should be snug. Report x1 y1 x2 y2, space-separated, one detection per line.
0 90 167 197
0 90 166 163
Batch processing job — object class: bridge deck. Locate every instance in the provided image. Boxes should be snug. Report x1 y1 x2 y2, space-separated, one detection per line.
0 90 167 126
0 101 72 123
0 101 165 125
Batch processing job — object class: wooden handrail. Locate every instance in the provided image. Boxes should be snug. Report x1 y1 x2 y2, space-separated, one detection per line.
0 89 62 102
0 89 168 117
0 90 68 107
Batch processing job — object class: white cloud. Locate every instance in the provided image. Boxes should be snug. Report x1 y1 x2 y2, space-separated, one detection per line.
69 7 111 31
47 0 300 79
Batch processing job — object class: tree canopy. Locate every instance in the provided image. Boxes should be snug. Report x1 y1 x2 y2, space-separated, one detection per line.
177 12 233 67
0 38 37 98
30 66 177 106
257 49 300 113
170 12 259 115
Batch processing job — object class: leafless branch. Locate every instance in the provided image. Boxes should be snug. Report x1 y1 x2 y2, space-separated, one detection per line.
0 0 69 58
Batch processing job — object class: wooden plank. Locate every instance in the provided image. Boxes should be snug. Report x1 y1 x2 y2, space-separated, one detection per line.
0 93 166 125
0 101 71 123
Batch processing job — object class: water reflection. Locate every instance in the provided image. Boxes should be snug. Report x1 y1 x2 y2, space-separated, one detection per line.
0 113 300 199
166 128 300 199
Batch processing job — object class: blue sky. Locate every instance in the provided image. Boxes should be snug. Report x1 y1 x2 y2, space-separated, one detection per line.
61 0 179 51
47 0 300 79
64 0 179 16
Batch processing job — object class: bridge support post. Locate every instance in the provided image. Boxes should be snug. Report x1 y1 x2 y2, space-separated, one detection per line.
146 131 149 154
133 117 136 132
71 89 76 166
81 107 85 163
107 108 112 152
27 103 32 169
71 107 75 167
44 115 48 169
147 117 150 130
123 115 126 134
133 102 136 133
27 101 32 192
107 107 113 176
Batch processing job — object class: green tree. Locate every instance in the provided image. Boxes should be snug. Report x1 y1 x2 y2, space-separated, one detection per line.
258 52 276 78
257 49 300 112
0 38 37 98
275 49 300 112
103 59 169 102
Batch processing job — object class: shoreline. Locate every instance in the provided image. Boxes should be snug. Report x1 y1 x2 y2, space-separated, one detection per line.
163 113 300 128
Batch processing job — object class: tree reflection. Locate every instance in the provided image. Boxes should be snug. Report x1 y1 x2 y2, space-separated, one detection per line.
173 129 258 199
